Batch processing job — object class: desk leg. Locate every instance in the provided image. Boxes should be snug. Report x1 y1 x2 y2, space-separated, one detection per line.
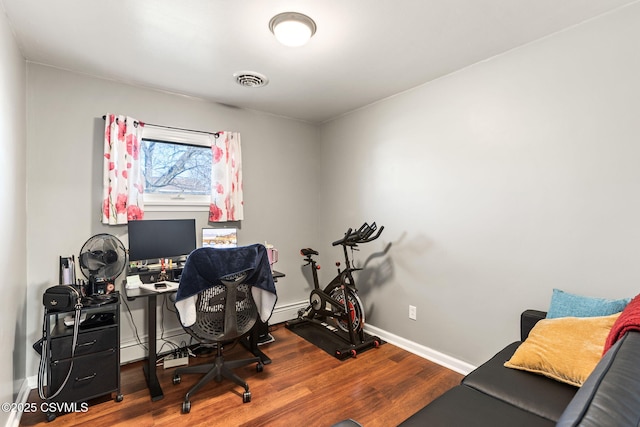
142 294 164 401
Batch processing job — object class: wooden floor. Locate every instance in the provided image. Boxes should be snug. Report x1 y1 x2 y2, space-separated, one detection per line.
20 324 462 427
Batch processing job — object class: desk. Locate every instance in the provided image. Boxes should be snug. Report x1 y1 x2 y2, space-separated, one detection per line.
124 270 283 401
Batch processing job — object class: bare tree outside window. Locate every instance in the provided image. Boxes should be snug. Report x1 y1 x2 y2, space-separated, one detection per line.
141 139 211 196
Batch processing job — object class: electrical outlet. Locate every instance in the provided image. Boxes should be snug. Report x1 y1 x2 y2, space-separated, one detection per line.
409 305 417 320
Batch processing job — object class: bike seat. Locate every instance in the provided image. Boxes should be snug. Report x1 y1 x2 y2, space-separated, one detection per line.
300 248 319 257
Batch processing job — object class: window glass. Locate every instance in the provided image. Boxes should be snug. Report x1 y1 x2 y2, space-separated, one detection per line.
139 126 215 211
141 139 211 196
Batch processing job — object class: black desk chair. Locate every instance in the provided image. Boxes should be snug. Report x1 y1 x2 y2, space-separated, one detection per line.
172 271 264 413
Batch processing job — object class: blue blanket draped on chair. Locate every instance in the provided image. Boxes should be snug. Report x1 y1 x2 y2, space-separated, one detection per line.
176 244 277 323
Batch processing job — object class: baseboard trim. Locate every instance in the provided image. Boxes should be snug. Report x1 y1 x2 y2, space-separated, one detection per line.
269 300 308 325
364 324 476 375
6 378 31 427
273 302 476 376
271 301 476 375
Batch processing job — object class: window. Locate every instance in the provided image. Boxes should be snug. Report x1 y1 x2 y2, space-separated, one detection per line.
140 126 215 211
142 140 211 195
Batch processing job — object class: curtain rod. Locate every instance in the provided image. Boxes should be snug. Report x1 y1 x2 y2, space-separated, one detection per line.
102 115 220 138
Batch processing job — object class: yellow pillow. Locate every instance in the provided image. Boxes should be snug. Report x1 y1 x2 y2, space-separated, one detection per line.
504 312 620 387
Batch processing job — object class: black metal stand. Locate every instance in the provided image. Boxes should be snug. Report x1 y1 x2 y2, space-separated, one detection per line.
42 294 122 421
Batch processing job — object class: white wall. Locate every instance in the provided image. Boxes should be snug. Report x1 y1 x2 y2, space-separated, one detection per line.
19 0 640 390
0 5 27 427
319 3 640 366
25 65 320 376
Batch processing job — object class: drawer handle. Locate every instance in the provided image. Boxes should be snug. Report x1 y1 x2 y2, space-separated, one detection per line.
76 340 97 348
75 373 97 382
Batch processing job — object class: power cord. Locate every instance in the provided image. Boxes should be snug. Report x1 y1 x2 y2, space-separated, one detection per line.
38 304 81 400
123 290 191 367
159 294 184 354
156 294 193 365
121 294 148 352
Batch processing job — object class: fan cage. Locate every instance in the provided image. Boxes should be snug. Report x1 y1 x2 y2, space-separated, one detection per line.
78 234 127 282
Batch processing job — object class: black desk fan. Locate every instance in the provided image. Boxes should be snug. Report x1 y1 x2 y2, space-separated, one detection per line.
78 233 126 303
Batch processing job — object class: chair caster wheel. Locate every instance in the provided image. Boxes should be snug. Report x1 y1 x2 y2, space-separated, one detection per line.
173 375 181 385
243 391 251 403
256 362 264 373
115 394 124 402
182 400 191 414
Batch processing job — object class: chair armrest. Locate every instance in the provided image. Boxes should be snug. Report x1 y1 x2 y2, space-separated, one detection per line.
521 309 546 341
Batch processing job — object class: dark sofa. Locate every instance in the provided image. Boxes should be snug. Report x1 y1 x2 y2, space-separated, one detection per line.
399 310 640 427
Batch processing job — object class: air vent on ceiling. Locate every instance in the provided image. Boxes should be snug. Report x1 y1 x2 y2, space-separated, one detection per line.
233 71 269 88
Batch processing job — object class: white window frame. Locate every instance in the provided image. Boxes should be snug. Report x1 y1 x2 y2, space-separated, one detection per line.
141 126 214 212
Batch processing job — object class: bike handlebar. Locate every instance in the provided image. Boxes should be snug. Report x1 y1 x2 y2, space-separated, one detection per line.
332 222 384 247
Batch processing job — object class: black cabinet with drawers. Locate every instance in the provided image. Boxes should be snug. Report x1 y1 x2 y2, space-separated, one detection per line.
43 293 122 421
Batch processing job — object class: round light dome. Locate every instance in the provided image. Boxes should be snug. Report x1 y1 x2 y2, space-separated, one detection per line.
269 12 317 47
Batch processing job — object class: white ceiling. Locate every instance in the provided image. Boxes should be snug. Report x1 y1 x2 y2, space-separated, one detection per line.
2 0 638 123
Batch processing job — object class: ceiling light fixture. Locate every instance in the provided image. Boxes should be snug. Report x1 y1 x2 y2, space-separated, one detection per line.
269 12 317 47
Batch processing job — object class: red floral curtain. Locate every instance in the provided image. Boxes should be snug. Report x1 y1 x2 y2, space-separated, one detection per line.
102 114 145 224
209 131 243 222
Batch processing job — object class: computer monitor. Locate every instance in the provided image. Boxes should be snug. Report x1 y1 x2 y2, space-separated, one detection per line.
202 228 237 248
127 219 197 262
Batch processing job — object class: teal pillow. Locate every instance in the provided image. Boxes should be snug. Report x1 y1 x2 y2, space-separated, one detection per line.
546 289 630 319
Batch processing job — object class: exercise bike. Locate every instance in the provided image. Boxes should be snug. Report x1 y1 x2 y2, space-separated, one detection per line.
286 222 384 359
